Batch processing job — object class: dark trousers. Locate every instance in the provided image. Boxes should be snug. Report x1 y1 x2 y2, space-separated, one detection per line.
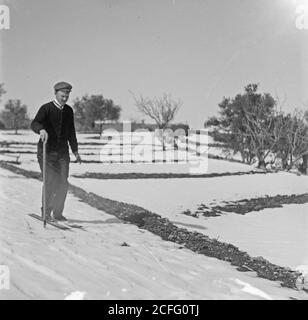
38 151 70 218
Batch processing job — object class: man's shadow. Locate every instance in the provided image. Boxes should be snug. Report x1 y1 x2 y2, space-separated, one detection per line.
67 217 121 224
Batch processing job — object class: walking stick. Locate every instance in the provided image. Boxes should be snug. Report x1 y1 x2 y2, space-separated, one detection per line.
43 140 47 228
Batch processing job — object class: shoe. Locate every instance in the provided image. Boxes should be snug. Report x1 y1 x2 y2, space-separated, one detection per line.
54 216 67 222
45 215 56 222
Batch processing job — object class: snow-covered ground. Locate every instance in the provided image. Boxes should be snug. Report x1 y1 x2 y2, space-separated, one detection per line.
0 167 306 300
0 130 226 166
1 130 308 299
1 130 250 175
14 157 253 176
0 129 211 145
70 172 308 216
69 172 308 269
200 205 308 269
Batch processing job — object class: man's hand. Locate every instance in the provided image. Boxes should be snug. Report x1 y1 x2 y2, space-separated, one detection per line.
39 129 48 143
74 152 82 164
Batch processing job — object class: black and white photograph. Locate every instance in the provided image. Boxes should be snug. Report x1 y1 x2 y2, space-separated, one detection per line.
0 0 308 302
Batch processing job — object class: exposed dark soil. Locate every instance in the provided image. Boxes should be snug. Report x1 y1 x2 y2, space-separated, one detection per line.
0 160 302 290
72 170 267 180
207 153 249 164
0 142 38 146
182 194 308 218
0 150 37 154
0 141 107 146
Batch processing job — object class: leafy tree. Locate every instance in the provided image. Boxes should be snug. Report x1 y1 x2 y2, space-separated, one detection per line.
0 99 30 134
204 116 220 127
0 84 5 130
206 84 308 172
73 95 121 134
206 84 281 168
0 83 5 101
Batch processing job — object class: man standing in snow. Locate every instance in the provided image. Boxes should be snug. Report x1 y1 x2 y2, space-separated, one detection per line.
31 82 82 222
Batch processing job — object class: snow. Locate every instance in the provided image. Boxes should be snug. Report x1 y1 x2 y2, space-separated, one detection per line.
65 291 87 300
201 205 308 269
15 157 254 176
1 130 254 174
69 172 308 270
1 131 308 299
0 167 306 300
70 172 308 216
0 129 211 144
232 279 273 300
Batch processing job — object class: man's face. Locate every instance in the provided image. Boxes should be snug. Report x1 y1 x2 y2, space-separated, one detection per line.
55 90 70 105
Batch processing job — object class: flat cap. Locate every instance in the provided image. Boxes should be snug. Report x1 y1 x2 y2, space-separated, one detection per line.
54 81 72 92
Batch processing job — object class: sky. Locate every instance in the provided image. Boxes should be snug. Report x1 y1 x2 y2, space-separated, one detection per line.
0 0 307 128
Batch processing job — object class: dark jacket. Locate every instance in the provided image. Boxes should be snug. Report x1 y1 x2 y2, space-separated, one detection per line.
31 101 78 156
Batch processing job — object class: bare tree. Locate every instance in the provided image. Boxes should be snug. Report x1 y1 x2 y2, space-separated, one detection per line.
244 108 308 171
131 92 182 150
281 110 308 171
242 105 285 168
